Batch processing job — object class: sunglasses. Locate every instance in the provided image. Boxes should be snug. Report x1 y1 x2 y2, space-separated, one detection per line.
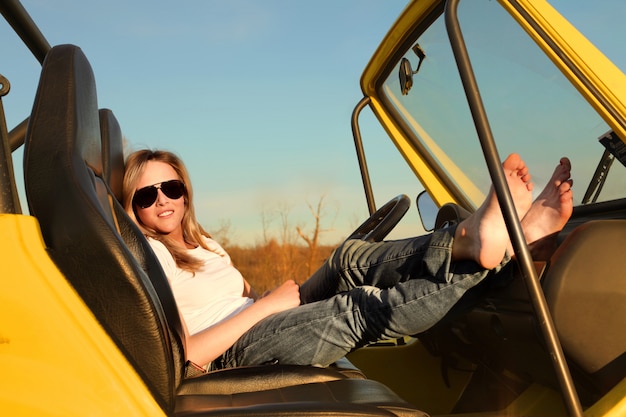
133 179 186 209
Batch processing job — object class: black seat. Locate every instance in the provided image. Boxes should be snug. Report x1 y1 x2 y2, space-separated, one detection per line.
543 219 626 398
24 44 427 416
99 108 124 202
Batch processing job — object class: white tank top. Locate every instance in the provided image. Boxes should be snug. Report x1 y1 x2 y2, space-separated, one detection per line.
148 237 254 335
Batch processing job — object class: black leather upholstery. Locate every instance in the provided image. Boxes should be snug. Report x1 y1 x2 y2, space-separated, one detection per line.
24 44 428 416
99 103 368 383
543 219 626 394
25 43 183 412
99 108 124 202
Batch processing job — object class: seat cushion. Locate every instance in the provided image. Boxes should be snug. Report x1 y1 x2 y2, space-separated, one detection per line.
176 379 429 416
178 363 365 397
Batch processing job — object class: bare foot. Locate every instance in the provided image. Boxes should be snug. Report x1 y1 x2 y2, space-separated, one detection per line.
453 153 534 269
521 157 573 244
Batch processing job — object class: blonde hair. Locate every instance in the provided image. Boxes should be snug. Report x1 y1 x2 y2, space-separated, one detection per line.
122 149 211 273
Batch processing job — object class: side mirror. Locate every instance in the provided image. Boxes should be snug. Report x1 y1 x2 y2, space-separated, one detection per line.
416 191 438 232
418 191 473 232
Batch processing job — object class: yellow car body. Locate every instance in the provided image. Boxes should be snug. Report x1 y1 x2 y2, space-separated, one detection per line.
348 0 626 416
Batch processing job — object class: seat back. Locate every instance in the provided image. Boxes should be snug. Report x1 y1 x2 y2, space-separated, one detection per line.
543 219 626 395
99 106 188 361
99 106 188 377
24 44 184 413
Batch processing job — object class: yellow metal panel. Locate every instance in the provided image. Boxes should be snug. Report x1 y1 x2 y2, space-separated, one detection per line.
348 338 471 414
368 96 462 207
0 214 164 416
362 0 457 206
584 378 626 417
361 0 481 208
361 0 439 95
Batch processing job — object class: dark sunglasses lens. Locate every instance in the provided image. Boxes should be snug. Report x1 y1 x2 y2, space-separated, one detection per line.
133 187 158 209
133 180 185 209
160 180 185 200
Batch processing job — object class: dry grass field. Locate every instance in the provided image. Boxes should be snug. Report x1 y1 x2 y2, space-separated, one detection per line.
225 240 336 294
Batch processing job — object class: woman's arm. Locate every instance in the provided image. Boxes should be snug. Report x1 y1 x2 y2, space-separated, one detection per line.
242 278 259 300
184 279 300 367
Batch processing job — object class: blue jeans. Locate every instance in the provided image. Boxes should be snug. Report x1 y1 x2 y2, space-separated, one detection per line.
217 226 509 368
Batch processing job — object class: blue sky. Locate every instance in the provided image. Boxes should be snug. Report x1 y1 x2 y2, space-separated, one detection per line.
3 0 415 246
2 1 624 246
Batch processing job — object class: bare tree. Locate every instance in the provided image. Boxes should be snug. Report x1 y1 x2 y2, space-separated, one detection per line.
277 201 297 246
230 196 339 294
297 195 330 276
255 202 299 287
276 201 299 280
259 207 273 245
210 218 233 248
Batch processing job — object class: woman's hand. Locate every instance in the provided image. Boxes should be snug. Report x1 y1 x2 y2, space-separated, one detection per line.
257 280 301 314
185 279 301 367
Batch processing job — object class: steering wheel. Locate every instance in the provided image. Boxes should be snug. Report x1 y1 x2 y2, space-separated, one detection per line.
347 194 411 242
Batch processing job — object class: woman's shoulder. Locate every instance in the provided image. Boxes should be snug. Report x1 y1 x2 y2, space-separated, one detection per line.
145 237 181 276
199 236 231 262
200 235 223 251
146 236 166 250
146 237 175 261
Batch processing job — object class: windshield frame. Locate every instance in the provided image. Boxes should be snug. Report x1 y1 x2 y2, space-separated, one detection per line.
361 0 626 212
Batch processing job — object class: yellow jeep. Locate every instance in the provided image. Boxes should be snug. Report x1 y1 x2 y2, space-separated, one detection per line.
1 0 625 416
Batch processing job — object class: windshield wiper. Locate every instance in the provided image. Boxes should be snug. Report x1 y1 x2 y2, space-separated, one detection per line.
583 130 626 204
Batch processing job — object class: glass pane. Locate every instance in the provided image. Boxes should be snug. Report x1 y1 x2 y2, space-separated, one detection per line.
381 0 626 208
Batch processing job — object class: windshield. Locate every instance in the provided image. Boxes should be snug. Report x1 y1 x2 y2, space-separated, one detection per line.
381 0 626 208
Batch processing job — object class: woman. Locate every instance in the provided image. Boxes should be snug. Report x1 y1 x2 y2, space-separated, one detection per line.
122 149 573 369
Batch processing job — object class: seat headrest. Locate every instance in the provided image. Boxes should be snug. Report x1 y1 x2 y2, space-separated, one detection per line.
99 108 125 202
26 44 103 179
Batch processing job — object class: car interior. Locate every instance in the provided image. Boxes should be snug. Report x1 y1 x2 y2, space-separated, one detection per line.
351 0 626 412
22 43 433 416
418 194 626 411
7 0 626 413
